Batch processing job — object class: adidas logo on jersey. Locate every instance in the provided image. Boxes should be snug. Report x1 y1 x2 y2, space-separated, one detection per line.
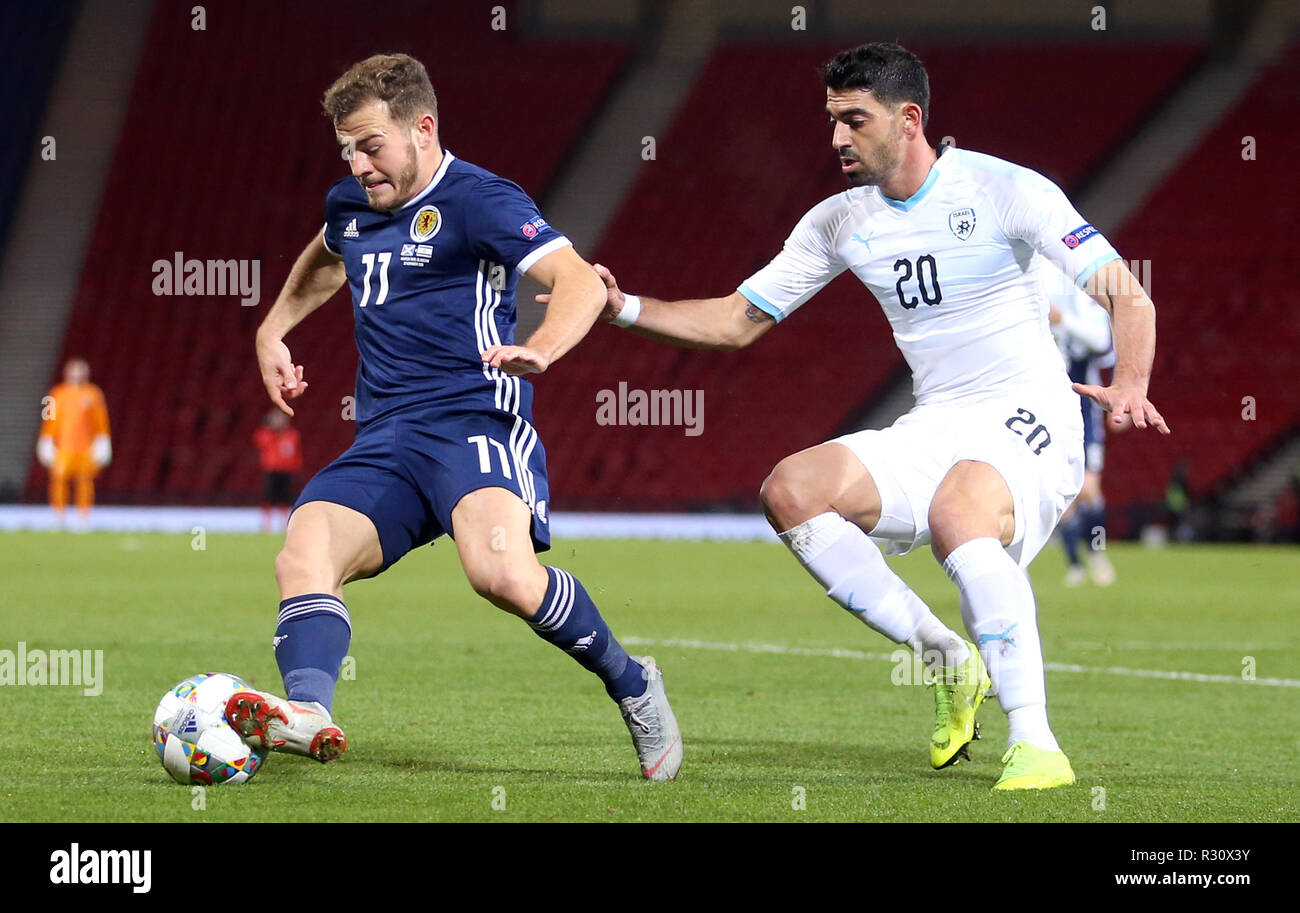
343 218 359 238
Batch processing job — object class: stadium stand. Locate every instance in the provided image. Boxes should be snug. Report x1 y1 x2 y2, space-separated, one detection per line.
1102 40 1300 530
0 1 79 256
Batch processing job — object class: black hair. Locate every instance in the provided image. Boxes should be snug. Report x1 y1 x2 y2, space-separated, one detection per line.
822 42 930 126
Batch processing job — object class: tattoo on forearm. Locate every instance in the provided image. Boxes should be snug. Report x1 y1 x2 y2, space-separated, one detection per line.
744 304 771 324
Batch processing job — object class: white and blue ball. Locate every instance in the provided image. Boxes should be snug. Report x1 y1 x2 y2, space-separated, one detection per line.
152 672 265 785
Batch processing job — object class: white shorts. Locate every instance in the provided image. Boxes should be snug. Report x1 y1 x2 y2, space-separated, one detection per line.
831 389 1084 568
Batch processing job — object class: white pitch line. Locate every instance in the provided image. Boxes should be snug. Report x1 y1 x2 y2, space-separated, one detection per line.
1068 640 1292 651
623 637 1300 688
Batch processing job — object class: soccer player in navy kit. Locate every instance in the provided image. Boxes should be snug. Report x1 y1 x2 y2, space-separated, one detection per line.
229 54 682 781
1047 282 1118 587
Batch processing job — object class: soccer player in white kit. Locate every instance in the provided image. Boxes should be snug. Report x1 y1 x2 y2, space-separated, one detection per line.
583 43 1170 789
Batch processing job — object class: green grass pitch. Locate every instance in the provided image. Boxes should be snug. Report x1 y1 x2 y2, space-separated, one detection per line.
2 531 1296 822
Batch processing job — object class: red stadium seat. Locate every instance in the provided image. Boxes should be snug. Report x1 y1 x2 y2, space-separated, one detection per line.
1102 41 1300 525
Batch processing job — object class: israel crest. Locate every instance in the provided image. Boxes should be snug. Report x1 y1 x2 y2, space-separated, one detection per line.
948 208 976 241
410 205 442 243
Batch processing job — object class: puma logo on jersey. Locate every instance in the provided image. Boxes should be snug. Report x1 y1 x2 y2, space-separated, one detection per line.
977 624 1018 652
850 232 874 252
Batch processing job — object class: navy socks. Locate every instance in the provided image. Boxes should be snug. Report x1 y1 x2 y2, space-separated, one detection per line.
528 567 647 701
273 593 351 713
272 571 646 712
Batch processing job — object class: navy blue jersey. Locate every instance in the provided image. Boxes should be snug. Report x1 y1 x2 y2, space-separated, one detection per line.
322 151 570 427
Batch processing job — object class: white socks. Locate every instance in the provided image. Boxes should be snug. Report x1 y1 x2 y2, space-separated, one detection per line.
778 512 967 665
1007 706 1058 752
779 517 1062 753
942 537 1059 752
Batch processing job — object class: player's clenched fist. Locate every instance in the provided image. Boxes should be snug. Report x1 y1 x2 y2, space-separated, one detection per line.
256 333 309 416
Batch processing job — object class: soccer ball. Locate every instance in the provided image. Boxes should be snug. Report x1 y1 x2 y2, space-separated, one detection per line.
152 672 265 785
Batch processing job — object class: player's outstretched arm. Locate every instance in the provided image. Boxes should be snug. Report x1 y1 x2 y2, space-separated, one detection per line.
482 246 606 375
255 230 346 415
1076 258 1170 435
548 263 775 351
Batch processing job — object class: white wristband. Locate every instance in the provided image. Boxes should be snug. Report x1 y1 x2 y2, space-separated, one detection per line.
611 293 641 328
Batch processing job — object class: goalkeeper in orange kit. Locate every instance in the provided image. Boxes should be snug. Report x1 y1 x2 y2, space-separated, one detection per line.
38 358 111 521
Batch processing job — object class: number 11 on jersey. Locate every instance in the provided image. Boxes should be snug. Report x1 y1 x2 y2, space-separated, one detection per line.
359 251 392 307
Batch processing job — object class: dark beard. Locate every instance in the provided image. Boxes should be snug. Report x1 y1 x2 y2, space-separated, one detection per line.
390 154 420 206
845 122 903 188
368 139 422 211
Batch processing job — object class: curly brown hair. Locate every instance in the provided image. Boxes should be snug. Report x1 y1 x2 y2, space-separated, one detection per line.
322 53 438 126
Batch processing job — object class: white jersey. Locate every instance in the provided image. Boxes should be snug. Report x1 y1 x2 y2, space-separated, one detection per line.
738 146 1120 407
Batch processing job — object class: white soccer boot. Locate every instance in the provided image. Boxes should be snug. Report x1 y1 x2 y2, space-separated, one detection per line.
618 656 682 781
225 689 347 763
1085 551 1116 586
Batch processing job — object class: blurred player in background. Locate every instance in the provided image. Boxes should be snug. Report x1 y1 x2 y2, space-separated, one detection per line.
253 408 303 533
1046 269 1118 586
37 357 111 526
587 42 1168 790
230 54 681 781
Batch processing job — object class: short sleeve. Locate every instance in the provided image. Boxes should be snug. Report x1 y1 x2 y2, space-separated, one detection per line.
322 188 343 256
737 199 846 323
995 168 1119 288
465 177 571 274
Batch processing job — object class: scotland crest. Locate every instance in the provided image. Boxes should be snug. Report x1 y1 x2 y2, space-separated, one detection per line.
410 205 442 243
948 208 976 241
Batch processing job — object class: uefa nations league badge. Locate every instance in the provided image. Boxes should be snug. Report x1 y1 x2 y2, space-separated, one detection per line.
948 208 976 241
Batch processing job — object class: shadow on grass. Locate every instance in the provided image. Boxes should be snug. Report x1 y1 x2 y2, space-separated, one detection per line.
360 736 995 790
366 745 637 784
683 737 993 785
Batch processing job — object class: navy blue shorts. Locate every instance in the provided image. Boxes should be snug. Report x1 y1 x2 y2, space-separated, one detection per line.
294 407 551 572
1069 356 1106 474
